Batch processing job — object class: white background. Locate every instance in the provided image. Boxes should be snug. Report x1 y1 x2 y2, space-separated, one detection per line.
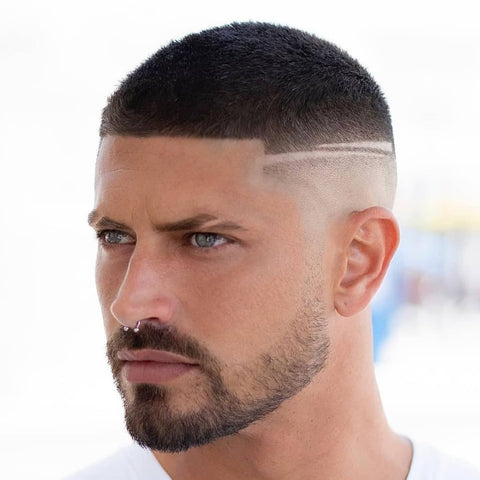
0 1 479 478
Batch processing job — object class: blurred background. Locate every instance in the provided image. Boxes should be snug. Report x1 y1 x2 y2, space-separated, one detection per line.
0 1 478 478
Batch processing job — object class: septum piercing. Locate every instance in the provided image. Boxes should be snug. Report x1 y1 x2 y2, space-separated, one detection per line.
123 320 142 333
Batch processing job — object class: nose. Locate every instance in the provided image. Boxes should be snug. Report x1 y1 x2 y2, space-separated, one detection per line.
110 247 178 330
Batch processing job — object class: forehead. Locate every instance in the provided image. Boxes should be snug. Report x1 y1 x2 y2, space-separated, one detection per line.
94 135 304 227
94 135 393 225
96 135 267 182
96 135 393 189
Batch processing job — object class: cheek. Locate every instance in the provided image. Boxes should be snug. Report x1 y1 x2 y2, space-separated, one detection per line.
181 242 308 362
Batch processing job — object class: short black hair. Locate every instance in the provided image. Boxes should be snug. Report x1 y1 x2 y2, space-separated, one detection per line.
100 22 393 153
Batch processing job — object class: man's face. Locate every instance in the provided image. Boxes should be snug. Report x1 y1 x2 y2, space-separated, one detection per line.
92 136 333 451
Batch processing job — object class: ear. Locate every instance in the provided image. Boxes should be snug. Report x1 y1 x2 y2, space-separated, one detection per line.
334 207 399 317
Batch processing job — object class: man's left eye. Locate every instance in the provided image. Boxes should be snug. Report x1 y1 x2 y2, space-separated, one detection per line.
188 233 229 248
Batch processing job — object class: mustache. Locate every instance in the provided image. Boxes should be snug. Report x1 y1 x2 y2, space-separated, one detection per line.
106 323 219 372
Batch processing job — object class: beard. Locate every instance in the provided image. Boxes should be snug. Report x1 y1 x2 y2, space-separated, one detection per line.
106 293 329 453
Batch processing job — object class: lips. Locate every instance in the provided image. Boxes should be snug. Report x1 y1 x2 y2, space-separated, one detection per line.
118 348 198 364
118 348 199 384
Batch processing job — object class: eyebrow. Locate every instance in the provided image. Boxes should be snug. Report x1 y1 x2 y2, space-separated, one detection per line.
87 211 248 233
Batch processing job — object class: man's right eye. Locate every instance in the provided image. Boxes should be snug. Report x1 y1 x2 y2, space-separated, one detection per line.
97 230 135 246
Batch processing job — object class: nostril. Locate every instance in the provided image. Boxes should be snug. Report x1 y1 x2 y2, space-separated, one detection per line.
135 317 167 330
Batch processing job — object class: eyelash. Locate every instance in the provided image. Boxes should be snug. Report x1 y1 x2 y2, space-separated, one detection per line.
95 230 233 251
96 230 134 247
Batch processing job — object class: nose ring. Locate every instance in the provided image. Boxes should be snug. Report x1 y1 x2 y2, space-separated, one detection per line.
123 320 142 333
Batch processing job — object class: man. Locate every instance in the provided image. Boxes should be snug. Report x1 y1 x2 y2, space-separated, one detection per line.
71 22 479 479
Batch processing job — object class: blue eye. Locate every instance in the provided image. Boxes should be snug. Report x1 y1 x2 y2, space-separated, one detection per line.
97 230 135 245
189 233 228 248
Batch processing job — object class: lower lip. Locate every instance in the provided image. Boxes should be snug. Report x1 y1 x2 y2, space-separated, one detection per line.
123 361 198 384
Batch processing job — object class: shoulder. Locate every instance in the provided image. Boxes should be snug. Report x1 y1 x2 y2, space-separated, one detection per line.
407 441 480 480
63 443 171 480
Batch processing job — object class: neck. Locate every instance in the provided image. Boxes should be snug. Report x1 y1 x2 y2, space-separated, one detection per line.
154 313 412 480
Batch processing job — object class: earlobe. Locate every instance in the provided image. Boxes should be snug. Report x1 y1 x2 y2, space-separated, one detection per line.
334 207 399 317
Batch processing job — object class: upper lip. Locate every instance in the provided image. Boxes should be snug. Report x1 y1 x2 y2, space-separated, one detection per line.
117 349 198 364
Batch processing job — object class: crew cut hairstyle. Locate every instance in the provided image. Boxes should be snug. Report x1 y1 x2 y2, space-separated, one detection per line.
100 22 394 153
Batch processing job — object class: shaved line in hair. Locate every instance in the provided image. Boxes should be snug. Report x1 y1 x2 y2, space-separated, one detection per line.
262 141 397 209
263 141 394 167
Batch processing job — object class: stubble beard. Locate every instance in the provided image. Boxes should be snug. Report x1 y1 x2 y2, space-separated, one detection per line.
106 293 329 453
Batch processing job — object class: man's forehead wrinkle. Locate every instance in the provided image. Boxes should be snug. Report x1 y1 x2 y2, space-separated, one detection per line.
96 166 154 175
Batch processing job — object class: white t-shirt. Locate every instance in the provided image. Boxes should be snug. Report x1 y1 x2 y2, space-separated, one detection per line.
406 442 480 480
65 443 170 480
65 440 480 479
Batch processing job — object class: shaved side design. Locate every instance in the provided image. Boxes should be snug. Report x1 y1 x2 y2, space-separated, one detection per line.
263 141 397 210
264 141 394 166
